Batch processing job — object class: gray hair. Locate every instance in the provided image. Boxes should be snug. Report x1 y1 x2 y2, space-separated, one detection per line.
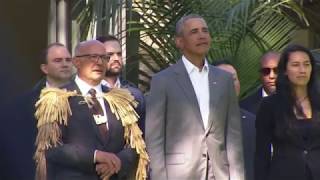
175 14 204 37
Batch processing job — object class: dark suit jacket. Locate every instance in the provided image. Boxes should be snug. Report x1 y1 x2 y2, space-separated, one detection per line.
0 78 45 180
46 81 137 180
240 108 255 180
255 94 320 180
240 87 263 114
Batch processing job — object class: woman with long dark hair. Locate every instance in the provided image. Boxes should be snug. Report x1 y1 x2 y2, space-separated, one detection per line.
255 44 320 180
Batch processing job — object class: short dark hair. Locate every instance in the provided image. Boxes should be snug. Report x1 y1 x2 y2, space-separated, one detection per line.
260 51 280 65
96 35 120 43
175 14 204 37
276 44 320 121
41 42 65 64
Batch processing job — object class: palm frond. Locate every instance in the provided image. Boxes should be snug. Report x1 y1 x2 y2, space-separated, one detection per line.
72 0 309 94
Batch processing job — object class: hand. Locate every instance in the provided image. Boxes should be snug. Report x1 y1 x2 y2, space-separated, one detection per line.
96 163 112 180
95 150 122 173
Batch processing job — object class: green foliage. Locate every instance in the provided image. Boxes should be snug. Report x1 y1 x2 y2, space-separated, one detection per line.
71 0 308 96
128 0 306 96
72 0 127 40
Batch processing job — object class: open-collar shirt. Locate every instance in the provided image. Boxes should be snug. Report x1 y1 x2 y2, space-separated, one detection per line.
182 55 210 129
101 77 121 88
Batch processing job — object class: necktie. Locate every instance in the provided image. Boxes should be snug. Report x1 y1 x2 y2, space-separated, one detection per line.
88 88 108 138
88 88 104 116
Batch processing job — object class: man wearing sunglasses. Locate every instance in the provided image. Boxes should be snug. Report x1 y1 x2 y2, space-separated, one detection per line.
240 51 280 114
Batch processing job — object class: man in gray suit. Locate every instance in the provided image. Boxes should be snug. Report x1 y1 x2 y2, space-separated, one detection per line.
146 14 245 180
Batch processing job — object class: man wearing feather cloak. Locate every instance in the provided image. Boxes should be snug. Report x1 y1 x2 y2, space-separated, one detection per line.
34 40 148 180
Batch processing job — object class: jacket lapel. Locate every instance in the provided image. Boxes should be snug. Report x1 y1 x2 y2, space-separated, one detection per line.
67 81 106 145
173 60 204 130
101 85 112 146
205 66 221 135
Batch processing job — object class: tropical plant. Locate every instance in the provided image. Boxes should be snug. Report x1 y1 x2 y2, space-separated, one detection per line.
71 0 137 83
127 0 308 96
71 0 128 40
71 0 309 96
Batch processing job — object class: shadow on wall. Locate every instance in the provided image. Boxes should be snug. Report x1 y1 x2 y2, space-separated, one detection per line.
0 0 49 106
0 25 33 105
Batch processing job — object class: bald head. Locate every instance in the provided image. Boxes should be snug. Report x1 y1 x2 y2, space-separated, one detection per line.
260 52 280 65
74 40 106 56
73 40 108 86
216 64 240 97
259 51 280 95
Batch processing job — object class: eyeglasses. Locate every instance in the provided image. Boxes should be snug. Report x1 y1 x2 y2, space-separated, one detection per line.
75 54 110 62
260 67 278 76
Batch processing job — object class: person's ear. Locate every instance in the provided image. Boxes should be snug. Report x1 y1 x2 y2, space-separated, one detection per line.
40 64 48 75
175 36 183 49
72 57 80 68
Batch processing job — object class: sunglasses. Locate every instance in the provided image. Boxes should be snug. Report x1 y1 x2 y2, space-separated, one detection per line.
260 67 278 76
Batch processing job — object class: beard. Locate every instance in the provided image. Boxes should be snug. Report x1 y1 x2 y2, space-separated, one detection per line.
105 68 122 77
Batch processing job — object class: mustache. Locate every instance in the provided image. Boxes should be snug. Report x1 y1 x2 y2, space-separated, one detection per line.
110 62 121 66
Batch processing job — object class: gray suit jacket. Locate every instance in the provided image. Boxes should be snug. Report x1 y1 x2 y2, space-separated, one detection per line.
146 60 245 180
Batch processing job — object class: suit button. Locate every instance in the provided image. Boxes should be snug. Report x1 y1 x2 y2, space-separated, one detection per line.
202 153 207 158
303 150 308 155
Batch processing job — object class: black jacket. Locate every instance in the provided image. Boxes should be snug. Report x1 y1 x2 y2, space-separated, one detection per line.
240 87 263 115
240 108 256 180
255 94 320 180
46 81 137 180
0 78 45 180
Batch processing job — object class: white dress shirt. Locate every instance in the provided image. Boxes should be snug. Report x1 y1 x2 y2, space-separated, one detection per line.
45 81 52 88
75 76 108 128
75 76 110 163
101 78 121 88
182 56 210 129
262 88 269 97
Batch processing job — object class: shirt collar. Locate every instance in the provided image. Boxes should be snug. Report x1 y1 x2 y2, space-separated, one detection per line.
46 81 52 88
75 75 103 95
262 88 268 97
182 55 208 74
101 77 121 88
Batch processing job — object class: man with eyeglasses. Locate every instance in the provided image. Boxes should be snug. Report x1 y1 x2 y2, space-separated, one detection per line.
0 43 74 180
40 40 138 180
240 51 280 114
